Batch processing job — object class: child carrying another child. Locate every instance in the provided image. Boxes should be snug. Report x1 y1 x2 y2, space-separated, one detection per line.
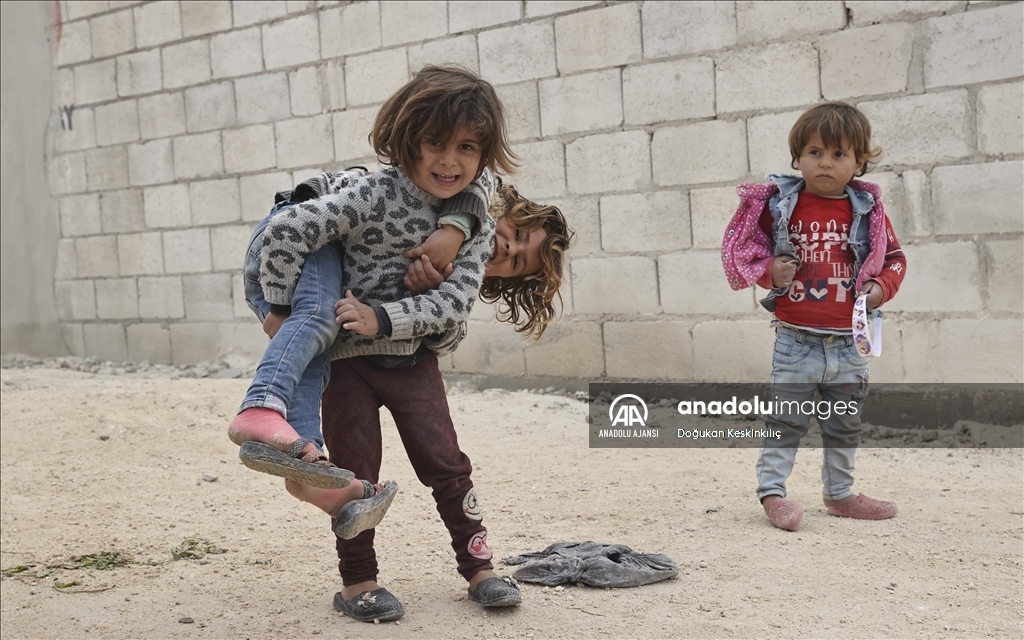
722 102 907 532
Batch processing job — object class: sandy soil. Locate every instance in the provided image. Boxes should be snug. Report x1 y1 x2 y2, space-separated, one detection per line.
1 360 1021 639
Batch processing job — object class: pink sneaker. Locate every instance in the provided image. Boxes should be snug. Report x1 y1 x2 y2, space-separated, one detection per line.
825 493 897 520
768 498 804 531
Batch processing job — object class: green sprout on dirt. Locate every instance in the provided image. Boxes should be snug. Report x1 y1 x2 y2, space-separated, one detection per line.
172 538 228 560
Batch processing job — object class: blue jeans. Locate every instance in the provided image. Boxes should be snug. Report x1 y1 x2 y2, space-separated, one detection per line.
756 325 870 502
240 202 342 448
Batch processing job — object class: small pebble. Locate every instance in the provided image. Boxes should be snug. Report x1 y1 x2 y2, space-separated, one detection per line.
178 617 194 624
99 435 110 441
699 561 707 568
201 474 218 483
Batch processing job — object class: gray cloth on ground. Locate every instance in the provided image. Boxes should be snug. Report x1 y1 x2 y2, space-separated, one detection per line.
502 541 678 588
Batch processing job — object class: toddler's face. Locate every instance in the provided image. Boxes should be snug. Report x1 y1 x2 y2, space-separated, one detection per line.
408 126 481 200
485 216 547 278
796 133 864 197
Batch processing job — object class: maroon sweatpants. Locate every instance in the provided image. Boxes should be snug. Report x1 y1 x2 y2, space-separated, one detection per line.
321 356 493 586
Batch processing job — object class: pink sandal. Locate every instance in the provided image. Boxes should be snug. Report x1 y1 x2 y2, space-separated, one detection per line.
825 493 897 520
768 498 804 531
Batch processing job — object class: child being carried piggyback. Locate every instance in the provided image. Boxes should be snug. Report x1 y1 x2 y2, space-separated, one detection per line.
722 102 907 532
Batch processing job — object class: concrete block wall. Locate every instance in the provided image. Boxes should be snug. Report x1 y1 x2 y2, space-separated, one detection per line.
44 0 1023 383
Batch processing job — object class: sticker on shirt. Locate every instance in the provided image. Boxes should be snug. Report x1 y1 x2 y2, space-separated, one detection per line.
468 531 492 560
463 487 483 521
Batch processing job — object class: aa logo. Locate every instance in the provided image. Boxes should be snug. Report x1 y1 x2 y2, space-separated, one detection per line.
609 394 648 427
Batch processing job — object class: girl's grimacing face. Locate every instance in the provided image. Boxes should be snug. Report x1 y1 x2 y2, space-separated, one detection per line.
407 126 482 200
485 216 547 278
796 133 864 198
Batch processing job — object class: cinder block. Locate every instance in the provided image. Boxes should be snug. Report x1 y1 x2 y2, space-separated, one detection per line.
138 93 186 140
90 9 135 58
85 146 129 191
55 239 77 279
924 4 1024 89
235 73 292 125
190 178 242 226
821 22 914 100
144 184 191 229
133 1 181 47
55 280 96 320
52 152 88 195
323 60 346 111
234 0 287 27
224 125 277 174
75 235 119 278
319 1 381 58
601 191 690 253
218 322 269 361
545 195 599 256
858 91 972 166
525 1 600 18
747 109 801 178
623 57 715 126
932 162 1024 235
116 49 162 97
900 169 932 237
524 321 603 377
57 68 76 106
986 239 1024 314
262 14 320 70
509 140 564 199
690 185 740 250
163 228 213 274
571 256 659 314
345 49 409 107
183 273 234 320
886 242 981 312
118 232 164 275
173 132 224 180
232 273 251 317
660 251 756 314
75 60 117 104
938 319 1023 382
331 107 375 164
288 66 323 117
276 115 334 169
84 323 128 363
67 1 109 21
653 121 747 187
539 70 622 136
63 323 87 357
978 82 1024 156
127 139 173 186
479 22 556 85
408 35 479 75
605 321 693 380
497 81 539 142
641 0 736 58
211 27 263 79
99 188 145 233
170 322 219 365
555 4 641 74
211 224 254 271
60 193 102 237
240 171 294 222
95 278 139 319
736 1 845 43
95 100 140 146
181 1 233 37
692 320 774 382
566 130 650 194
126 323 172 364
717 42 819 114
185 81 236 133
847 1 962 26
162 39 212 90
58 19 92 66
138 276 185 318
451 321 526 374
380 1 447 46
449 1 520 32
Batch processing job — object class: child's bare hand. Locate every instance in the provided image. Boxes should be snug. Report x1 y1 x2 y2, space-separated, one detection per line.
403 224 463 272
404 255 453 295
771 257 799 289
862 280 883 309
334 290 379 335
263 312 287 338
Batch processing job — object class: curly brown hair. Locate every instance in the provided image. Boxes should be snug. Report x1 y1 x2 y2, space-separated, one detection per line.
480 182 574 339
370 64 518 178
789 101 882 176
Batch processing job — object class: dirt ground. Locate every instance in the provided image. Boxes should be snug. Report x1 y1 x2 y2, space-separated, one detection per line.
1 358 1021 639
